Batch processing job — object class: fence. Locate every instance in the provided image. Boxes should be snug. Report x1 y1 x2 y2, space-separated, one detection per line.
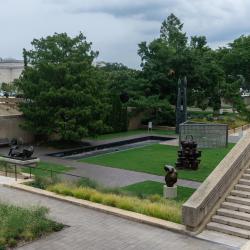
0 163 84 182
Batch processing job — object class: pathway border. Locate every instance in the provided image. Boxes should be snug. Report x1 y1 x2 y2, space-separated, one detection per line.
4 181 186 235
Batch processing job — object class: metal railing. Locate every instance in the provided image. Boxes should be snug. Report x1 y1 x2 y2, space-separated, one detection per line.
0 163 84 182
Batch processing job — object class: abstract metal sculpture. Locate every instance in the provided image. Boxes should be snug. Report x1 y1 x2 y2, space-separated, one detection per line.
120 91 129 103
164 165 178 187
175 135 201 170
176 77 187 133
8 138 34 159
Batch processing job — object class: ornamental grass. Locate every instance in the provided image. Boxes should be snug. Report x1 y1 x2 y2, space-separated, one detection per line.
0 203 63 250
47 183 182 223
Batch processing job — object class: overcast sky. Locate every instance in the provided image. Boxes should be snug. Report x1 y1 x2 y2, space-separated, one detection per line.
0 0 249 68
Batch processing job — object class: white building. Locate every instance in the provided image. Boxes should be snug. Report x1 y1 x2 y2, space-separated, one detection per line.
0 58 24 84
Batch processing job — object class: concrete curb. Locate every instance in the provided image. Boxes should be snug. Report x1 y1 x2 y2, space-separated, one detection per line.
4 182 187 235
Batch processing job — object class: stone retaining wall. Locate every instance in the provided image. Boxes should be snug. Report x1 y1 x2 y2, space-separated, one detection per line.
0 115 33 143
182 131 250 231
179 121 228 148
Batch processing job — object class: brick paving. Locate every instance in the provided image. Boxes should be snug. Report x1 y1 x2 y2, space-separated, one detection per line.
0 185 235 250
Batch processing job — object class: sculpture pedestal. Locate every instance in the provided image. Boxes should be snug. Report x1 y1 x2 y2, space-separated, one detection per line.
0 156 40 166
163 185 177 199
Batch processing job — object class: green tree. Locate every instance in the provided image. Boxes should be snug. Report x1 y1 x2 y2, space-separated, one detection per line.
219 35 250 91
138 13 190 104
17 33 110 141
138 13 226 113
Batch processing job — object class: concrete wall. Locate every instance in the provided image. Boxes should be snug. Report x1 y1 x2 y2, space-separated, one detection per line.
182 131 250 231
128 112 145 130
0 115 33 143
0 60 24 84
179 121 228 148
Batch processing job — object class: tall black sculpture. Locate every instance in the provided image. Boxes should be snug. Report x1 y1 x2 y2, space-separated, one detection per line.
176 77 187 133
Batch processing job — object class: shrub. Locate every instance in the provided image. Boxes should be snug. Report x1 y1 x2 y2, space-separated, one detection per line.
206 114 214 121
142 108 175 126
0 203 63 249
29 175 59 190
47 183 182 223
110 95 128 132
76 177 98 189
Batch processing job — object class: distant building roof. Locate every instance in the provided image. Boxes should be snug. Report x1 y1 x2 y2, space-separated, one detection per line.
0 58 23 63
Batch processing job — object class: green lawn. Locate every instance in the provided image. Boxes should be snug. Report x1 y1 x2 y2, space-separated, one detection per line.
86 129 176 140
122 181 196 202
22 162 74 177
81 143 235 182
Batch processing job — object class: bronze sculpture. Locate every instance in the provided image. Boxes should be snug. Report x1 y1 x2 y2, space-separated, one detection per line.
175 135 201 170
164 165 178 187
8 138 34 159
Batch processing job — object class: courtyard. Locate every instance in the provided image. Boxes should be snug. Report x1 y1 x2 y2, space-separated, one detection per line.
1 3 250 249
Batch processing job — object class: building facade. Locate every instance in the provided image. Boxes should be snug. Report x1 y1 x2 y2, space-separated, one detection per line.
0 58 24 84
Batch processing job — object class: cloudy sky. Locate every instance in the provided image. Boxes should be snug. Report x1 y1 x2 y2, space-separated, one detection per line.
0 0 249 68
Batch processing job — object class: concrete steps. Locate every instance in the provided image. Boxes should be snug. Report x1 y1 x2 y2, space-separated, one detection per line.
242 174 250 180
207 222 250 239
212 215 250 230
206 167 250 239
226 196 250 206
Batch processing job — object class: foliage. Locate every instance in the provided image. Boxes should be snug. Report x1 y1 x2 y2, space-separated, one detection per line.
0 161 21 174
86 129 176 141
0 203 63 249
82 143 235 182
191 113 248 129
29 175 59 190
47 182 182 223
219 36 250 91
138 14 189 104
122 181 195 202
15 16 250 137
137 96 175 126
110 95 128 132
22 161 73 178
138 13 250 115
17 32 110 141
0 83 17 97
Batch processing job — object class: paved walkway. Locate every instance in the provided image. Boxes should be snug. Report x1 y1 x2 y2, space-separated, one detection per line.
0 175 18 185
0 185 235 250
40 155 201 188
0 144 201 189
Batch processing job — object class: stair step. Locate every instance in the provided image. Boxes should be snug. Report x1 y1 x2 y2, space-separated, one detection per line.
231 189 250 198
235 184 250 192
239 179 250 186
245 169 250 174
242 174 250 180
207 222 250 239
221 202 250 213
217 208 250 222
212 215 250 230
227 196 250 206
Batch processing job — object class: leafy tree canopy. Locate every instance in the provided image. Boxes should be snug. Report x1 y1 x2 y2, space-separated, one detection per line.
17 32 110 141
